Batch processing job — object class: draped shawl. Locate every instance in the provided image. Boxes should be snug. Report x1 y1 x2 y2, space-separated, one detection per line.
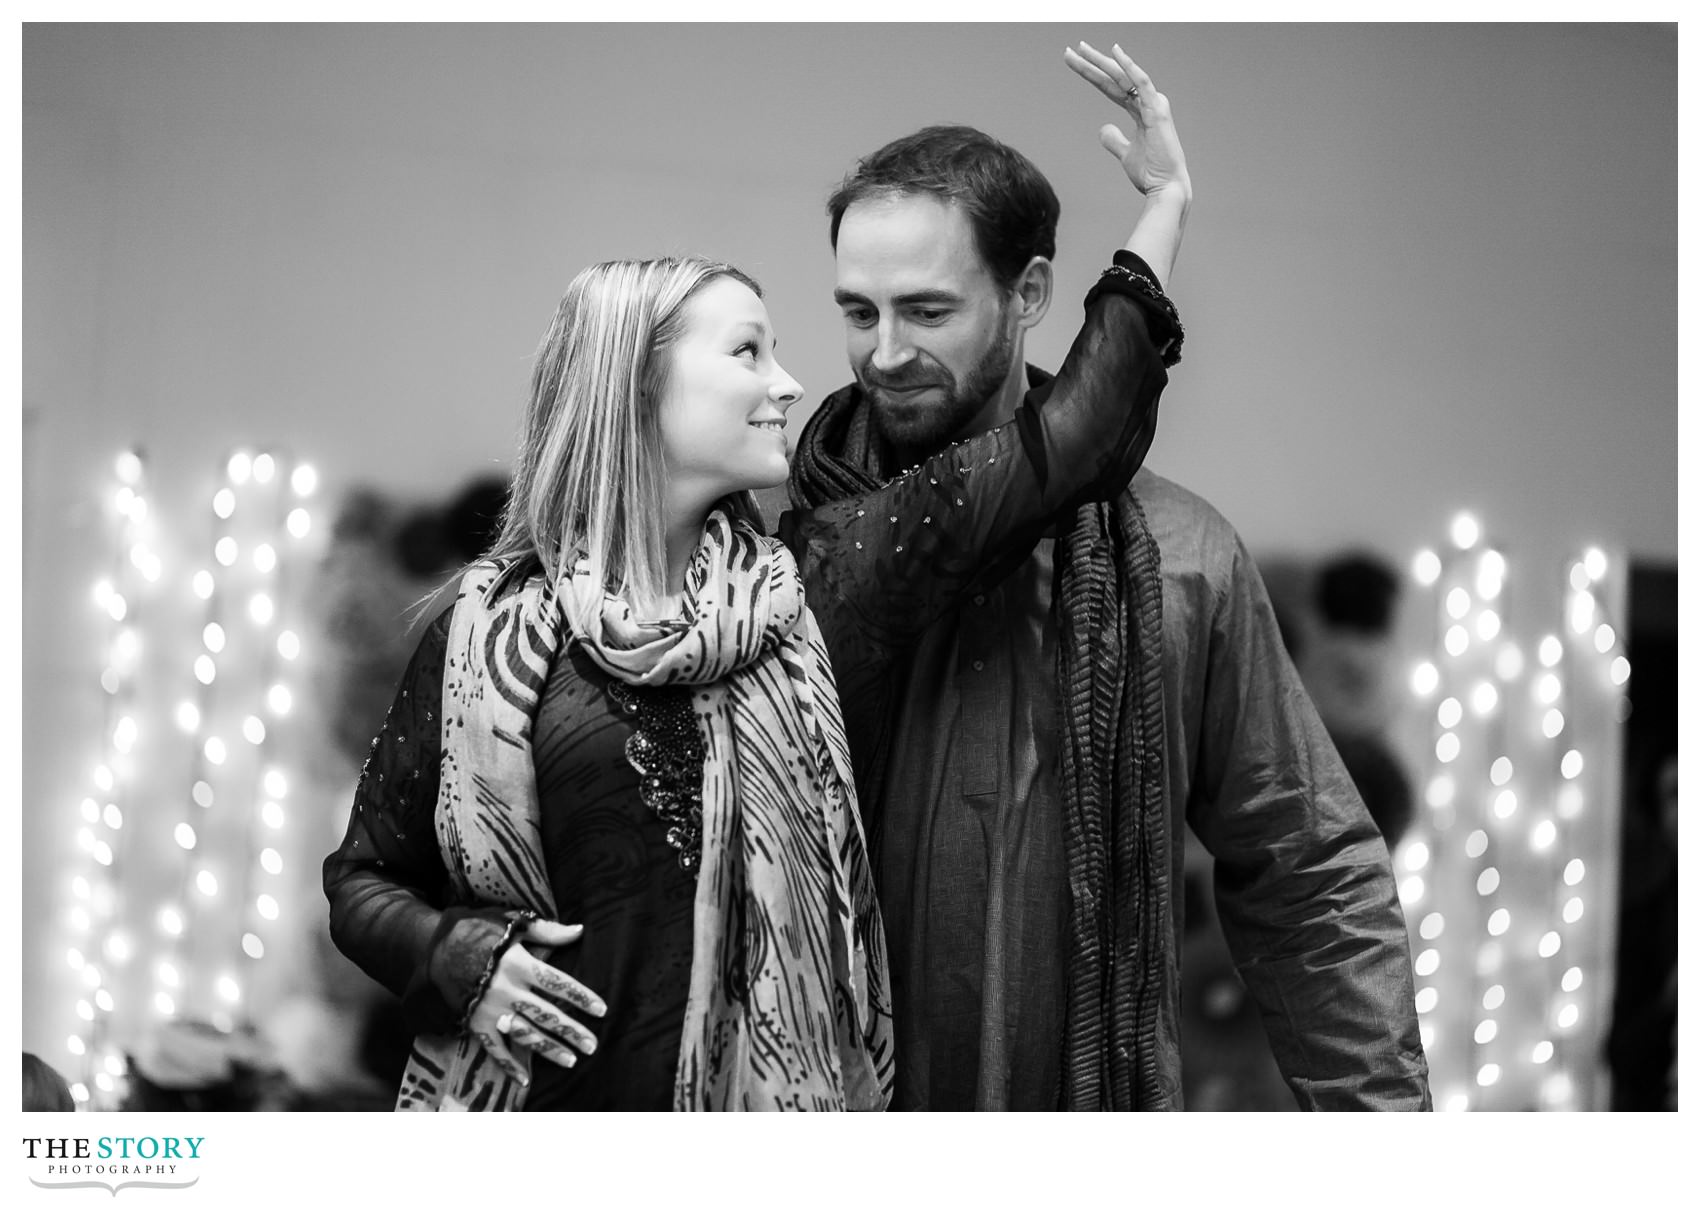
396 511 893 1111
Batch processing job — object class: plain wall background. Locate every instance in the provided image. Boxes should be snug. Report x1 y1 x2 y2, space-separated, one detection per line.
21 23 1675 1068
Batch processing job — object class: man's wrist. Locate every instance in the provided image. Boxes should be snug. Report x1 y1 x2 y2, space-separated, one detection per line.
1140 178 1193 210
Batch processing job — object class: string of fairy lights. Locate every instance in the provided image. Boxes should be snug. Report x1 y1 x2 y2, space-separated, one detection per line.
65 450 161 1106
62 448 317 1107
1399 512 1628 1111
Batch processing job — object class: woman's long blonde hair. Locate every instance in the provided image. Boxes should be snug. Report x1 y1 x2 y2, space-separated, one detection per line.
481 257 764 632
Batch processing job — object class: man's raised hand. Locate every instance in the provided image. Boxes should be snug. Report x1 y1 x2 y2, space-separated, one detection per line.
1063 41 1190 201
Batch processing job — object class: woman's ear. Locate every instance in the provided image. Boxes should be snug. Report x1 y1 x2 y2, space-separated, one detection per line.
1012 256 1054 331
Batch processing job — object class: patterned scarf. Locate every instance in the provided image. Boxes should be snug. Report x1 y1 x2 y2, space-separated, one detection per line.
789 372 1175 1110
398 511 893 1111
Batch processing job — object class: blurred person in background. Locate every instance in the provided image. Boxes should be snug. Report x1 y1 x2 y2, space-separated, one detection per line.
1608 745 1677 1109
1181 550 1415 1111
23 1053 75 1112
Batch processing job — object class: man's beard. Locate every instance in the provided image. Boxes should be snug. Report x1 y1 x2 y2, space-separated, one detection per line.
858 317 1016 459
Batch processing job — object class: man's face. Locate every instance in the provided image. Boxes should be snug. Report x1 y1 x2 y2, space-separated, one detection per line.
833 193 1017 454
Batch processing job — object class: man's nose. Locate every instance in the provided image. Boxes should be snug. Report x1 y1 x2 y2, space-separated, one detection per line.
869 320 914 374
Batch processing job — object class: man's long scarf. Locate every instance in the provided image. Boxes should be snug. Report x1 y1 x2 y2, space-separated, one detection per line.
789 377 1175 1110
397 511 893 1111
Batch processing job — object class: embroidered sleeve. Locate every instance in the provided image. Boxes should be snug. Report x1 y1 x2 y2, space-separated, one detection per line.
323 606 513 1036
785 260 1174 651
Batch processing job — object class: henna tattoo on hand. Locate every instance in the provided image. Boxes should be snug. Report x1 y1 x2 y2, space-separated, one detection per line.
517 1003 597 1054
528 964 606 1015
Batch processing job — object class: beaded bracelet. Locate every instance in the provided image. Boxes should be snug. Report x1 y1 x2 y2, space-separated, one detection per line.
457 909 538 1033
1094 263 1186 368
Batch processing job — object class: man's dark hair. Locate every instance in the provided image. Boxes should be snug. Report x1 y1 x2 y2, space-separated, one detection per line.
827 124 1060 290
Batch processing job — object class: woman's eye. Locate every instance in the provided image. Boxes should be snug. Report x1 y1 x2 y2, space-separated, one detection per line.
735 341 759 358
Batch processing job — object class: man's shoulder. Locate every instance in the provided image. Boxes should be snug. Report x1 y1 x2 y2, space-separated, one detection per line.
1127 467 1242 555
1125 470 1265 626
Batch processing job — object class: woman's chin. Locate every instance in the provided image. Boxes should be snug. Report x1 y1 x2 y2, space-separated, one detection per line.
739 459 793 492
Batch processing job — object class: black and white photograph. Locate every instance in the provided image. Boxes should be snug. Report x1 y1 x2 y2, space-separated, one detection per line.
13 13 1684 1202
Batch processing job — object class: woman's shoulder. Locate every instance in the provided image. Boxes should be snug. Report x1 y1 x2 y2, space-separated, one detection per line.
439 553 546 613
396 557 548 658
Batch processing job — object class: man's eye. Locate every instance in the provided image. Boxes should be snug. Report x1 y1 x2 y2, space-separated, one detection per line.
913 309 949 324
843 308 876 327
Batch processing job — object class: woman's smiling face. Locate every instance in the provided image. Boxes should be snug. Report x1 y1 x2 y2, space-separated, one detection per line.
657 275 803 512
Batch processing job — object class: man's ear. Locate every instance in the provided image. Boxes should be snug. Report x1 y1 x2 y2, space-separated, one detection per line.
1012 256 1054 331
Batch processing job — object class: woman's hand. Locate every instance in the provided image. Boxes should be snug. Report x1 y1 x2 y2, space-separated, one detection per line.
467 918 607 1083
1063 41 1191 201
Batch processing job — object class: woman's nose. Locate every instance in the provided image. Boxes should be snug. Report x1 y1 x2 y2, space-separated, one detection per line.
769 364 804 412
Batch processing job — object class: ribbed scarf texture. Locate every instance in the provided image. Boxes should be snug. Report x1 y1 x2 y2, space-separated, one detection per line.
399 512 893 1111
789 378 1174 1110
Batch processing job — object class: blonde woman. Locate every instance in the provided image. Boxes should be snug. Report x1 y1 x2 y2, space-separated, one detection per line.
322 43 1188 1111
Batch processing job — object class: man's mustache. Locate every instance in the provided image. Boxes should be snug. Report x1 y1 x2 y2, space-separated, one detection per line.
860 366 955 393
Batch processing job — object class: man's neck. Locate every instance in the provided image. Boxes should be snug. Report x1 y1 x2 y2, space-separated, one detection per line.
956 355 1031 444
890 353 1032 470
965 361 1026 441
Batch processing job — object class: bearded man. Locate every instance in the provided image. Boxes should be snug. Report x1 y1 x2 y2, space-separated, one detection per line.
785 43 1430 1111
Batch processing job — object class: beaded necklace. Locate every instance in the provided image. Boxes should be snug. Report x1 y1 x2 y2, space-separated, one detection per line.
605 678 705 873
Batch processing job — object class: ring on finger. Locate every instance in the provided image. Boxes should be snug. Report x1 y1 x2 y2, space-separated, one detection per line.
495 1011 515 1035
1125 84 1140 104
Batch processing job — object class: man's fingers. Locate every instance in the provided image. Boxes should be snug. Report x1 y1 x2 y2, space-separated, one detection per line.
494 938 607 1018
1110 44 1155 95
1073 40 1122 79
506 1016 580 1069
513 997 599 1055
521 919 583 947
474 1030 530 1087
523 957 608 1017
1062 45 1105 84
1064 49 1119 102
